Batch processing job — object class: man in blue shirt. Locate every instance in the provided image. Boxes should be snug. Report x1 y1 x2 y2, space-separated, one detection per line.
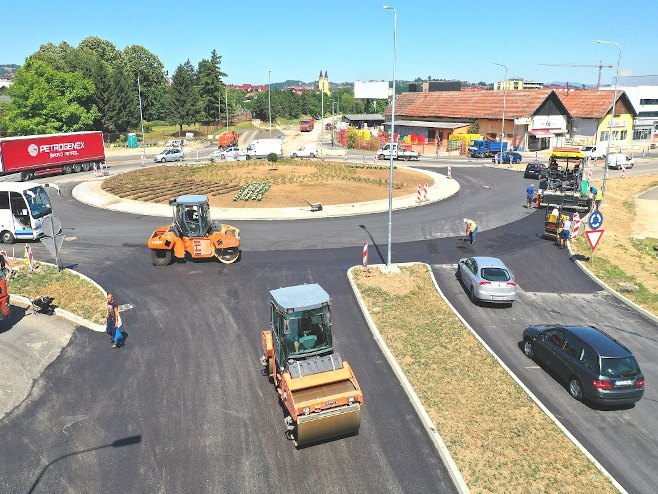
526 184 535 208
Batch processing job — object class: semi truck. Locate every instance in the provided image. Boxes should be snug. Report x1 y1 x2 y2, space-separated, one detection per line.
299 118 315 132
0 131 105 181
468 139 508 158
245 139 283 159
376 143 420 161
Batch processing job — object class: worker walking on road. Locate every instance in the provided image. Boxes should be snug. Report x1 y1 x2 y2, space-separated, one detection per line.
464 218 478 246
526 184 535 208
560 215 572 249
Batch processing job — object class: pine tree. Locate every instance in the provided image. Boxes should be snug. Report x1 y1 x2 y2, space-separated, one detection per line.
168 63 201 133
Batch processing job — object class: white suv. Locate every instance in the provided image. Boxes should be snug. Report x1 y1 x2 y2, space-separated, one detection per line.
606 153 634 169
581 146 606 160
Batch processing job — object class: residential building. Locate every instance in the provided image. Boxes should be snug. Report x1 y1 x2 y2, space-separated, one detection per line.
600 76 658 142
495 79 544 90
558 89 636 147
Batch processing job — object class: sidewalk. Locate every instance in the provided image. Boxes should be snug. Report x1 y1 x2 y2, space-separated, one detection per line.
0 304 77 420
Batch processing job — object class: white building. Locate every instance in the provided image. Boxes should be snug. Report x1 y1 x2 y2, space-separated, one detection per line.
600 76 658 142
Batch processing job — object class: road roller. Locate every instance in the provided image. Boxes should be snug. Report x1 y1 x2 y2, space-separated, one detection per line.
260 283 363 448
147 195 240 266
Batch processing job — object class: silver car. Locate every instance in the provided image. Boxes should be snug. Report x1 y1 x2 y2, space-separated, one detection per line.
211 146 245 161
153 148 184 163
457 256 517 305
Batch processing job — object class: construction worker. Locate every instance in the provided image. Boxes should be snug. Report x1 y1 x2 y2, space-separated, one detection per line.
595 188 603 209
526 184 535 208
463 218 478 245
560 215 572 249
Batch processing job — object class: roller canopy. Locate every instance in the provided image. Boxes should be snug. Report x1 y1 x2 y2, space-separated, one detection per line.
270 283 330 312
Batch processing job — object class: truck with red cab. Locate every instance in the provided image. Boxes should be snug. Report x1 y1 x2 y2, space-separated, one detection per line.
299 118 315 132
0 131 105 181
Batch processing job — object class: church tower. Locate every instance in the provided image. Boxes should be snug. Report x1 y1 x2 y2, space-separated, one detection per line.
318 70 331 95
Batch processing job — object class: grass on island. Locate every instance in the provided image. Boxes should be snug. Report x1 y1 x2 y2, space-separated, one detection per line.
352 264 616 494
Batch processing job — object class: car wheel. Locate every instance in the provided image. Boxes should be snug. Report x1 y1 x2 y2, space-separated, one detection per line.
178 156 184 161
161 158 167 163
310 153 315 158
377 154 385 160
469 286 479 305
523 339 534 359
0 230 15 244
568 377 583 401
291 153 297 158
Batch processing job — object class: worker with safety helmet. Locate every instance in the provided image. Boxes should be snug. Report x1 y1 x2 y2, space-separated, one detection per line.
463 218 478 245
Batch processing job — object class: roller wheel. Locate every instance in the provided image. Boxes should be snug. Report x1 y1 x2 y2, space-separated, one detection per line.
151 249 173 266
217 248 240 264
569 377 583 401
1 231 15 244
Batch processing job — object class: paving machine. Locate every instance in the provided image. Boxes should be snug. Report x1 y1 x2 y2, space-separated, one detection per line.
538 148 592 212
147 195 240 265
260 283 363 448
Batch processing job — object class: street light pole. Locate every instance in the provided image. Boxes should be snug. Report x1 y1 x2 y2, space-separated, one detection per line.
225 88 229 133
268 70 272 139
494 63 507 161
592 39 621 195
383 5 396 269
137 71 146 165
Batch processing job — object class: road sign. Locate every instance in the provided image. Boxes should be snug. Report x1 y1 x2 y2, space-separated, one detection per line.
588 210 603 230
42 215 62 238
585 229 604 251
40 234 65 259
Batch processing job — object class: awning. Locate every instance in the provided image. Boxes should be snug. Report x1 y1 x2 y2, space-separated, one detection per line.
530 129 555 138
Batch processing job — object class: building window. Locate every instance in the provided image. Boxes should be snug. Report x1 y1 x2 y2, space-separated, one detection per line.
633 129 652 140
620 130 627 140
600 131 609 141
639 98 658 105
638 111 658 117
612 130 619 141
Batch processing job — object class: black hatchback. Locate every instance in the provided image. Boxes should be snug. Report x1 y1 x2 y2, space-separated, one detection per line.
523 161 548 179
522 325 644 405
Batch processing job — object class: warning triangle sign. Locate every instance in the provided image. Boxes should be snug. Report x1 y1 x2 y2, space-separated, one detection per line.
585 229 604 251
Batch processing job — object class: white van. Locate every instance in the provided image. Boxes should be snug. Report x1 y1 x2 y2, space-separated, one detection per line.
290 144 318 158
0 182 52 244
606 153 634 170
581 146 606 160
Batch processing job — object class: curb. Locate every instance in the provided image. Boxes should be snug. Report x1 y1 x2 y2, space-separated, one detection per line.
349 262 627 494
8 259 107 333
423 262 627 494
72 168 459 221
347 265 470 494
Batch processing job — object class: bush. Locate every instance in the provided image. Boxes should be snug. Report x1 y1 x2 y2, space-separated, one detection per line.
267 152 279 162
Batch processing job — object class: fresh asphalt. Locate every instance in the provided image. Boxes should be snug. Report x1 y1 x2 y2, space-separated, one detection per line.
0 165 656 493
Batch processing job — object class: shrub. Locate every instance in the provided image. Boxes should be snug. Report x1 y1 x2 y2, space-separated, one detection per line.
267 152 279 162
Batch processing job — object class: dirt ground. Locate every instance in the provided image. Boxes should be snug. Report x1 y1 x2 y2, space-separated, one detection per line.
102 161 432 208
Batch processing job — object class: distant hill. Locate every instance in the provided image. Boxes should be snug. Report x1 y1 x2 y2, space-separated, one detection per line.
0 64 19 79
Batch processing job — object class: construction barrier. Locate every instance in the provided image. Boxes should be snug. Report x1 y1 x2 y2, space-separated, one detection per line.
423 183 429 201
447 164 452 179
587 168 592 181
362 242 368 268
621 166 626 178
24 245 36 271
416 184 422 202
572 212 581 237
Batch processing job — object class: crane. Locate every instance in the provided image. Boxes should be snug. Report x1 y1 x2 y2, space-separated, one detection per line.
539 61 614 89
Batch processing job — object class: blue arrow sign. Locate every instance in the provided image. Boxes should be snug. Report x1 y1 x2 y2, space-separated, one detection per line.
589 210 603 230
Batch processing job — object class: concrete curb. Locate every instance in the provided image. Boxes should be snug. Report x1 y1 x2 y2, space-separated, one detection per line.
72 168 459 221
347 264 470 494
8 259 107 333
423 262 627 494
349 262 627 494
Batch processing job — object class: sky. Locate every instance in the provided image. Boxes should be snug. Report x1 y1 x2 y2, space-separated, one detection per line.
1 0 657 87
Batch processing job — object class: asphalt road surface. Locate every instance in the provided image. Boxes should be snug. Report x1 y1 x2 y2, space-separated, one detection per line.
1 165 656 493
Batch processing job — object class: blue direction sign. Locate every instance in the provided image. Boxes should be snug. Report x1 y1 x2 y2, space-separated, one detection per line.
588 210 604 230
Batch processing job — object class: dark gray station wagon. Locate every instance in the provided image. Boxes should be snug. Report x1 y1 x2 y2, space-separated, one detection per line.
522 325 644 405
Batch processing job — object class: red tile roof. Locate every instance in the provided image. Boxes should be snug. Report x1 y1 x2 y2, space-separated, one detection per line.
386 90 556 119
557 89 618 118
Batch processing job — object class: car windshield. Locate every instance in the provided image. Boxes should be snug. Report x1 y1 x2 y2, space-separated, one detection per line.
481 267 511 282
23 186 52 219
286 306 331 356
600 357 640 378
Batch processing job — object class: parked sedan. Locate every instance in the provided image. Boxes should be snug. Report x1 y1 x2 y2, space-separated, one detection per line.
456 256 517 305
211 146 245 161
493 151 522 164
153 148 184 163
522 325 644 405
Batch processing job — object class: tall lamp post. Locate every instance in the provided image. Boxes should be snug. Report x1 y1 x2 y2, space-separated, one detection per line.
225 88 229 133
137 72 146 165
592 40 621 195
383 5 396 268
268 70 272 138
494 62 507 161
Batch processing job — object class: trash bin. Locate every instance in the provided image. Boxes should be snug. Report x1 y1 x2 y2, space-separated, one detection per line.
127 133 137 148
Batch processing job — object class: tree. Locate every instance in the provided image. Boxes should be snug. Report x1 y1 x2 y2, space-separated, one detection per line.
78 36 120 64
197 49 227 123
106 62 139 133
30 42 76 72
4 59 98 134
168 63 200 133
122 45 168 121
